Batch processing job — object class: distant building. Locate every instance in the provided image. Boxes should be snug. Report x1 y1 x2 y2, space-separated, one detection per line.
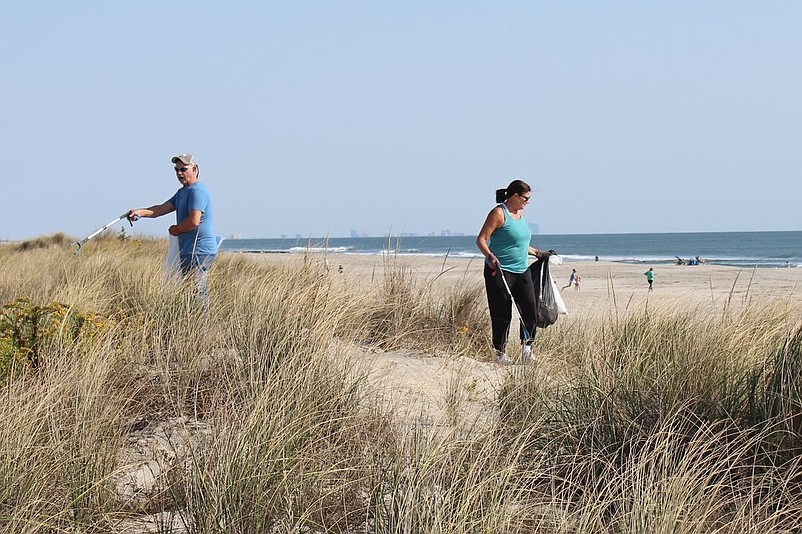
349 229 359 238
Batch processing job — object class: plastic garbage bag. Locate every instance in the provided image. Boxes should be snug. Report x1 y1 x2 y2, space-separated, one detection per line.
548 256 568 315
163 234 182 283
529 256 568 328
551 275 568 315
164 234 224 285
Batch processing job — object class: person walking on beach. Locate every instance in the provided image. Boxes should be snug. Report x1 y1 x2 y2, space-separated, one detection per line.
562 269 578 291
128 153 218 305
476 179 552 365
644 267 655 291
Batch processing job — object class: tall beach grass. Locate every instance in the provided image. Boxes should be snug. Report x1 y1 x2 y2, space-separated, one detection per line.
0 235 801 532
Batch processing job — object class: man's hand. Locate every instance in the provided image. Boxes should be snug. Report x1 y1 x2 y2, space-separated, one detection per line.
168 225 180 236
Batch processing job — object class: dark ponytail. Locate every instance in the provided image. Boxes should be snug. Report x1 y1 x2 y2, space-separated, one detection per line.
495 179 531 203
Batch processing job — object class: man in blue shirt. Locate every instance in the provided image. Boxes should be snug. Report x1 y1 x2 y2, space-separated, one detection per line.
128 153 217 304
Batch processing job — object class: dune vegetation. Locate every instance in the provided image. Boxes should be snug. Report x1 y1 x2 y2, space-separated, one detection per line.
1 234 801 533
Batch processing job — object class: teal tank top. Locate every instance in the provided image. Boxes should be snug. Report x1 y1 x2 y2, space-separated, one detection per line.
488 204 531 274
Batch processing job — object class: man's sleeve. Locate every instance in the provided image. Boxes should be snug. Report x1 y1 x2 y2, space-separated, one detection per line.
187 189 208 213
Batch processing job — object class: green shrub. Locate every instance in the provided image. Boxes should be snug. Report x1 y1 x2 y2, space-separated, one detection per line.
0 297 108 379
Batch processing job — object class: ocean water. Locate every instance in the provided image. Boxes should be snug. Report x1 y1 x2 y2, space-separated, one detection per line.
220 231 802 269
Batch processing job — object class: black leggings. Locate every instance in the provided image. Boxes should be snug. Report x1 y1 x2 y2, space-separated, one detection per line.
483 264 537 352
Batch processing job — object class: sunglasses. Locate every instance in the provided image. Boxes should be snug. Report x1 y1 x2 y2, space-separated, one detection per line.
174 166 191 173
518 193 531 202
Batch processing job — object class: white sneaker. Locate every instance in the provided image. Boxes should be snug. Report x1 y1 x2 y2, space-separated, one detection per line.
495 350 512 365
521 344 533 364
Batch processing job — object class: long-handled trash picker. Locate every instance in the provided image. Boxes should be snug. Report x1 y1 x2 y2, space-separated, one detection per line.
70 212 134 254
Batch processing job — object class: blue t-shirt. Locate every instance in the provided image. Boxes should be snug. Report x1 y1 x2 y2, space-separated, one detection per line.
488 204 531 274
168 182 217 257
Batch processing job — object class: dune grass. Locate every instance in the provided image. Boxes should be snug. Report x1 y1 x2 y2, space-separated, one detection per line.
0 236 801 532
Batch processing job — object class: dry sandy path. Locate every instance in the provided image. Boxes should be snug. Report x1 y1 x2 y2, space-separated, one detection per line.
245 253 802 429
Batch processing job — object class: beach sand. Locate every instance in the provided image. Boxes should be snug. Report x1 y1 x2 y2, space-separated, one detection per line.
235 251 802 319
228 252 802 430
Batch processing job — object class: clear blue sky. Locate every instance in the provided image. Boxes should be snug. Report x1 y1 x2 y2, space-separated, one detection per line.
2 1 799 240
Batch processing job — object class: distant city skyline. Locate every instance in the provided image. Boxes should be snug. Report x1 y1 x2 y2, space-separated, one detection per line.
222 222 539 241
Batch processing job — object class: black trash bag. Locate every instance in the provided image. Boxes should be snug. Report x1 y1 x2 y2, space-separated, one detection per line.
529 258 559 328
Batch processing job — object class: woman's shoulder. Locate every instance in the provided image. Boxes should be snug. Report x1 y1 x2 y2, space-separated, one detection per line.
488 204 505 216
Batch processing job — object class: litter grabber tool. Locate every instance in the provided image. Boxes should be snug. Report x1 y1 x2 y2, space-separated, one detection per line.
70 212 135 254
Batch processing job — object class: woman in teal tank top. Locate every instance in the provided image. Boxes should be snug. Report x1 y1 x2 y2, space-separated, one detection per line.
476 179 551 365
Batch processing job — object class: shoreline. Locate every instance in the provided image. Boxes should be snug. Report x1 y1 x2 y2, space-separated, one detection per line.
219 230 802 269
225 249 801 269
